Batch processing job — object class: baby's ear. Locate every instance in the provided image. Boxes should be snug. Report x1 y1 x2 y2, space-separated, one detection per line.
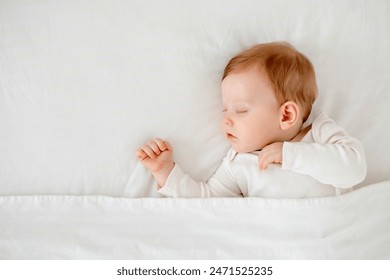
279 101 300 130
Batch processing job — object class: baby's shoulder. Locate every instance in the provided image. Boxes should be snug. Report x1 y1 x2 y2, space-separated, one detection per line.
311 112 347 143
312 112 336 128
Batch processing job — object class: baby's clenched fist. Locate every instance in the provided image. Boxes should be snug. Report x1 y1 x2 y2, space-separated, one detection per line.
136 138 174 187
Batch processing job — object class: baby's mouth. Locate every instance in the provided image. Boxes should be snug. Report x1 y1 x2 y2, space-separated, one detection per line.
226 132 238 140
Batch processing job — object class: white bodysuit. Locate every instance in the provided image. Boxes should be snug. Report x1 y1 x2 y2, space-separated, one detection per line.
158 112 367 198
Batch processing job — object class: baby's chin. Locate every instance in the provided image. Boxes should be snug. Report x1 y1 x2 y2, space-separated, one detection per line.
230 143 263 153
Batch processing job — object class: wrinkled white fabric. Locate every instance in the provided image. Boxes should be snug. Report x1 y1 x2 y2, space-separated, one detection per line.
0 0 389 196
0 181 389 259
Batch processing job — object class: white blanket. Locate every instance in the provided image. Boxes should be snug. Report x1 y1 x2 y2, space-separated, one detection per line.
1 181 389 259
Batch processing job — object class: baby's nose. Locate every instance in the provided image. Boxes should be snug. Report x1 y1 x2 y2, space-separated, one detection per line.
223 116 233 126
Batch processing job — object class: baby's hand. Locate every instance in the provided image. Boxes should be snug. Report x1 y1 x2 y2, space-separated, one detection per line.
136 138 174 187
258 142 283 170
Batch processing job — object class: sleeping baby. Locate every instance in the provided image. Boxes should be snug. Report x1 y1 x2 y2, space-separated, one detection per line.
136 42 367 198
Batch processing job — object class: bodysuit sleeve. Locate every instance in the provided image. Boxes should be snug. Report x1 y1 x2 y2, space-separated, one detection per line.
282 112 367 188
158 151 242 198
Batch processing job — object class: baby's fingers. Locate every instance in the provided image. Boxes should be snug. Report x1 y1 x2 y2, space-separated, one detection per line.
140 144 159 159
146 140 163 157
137 139 166 160
136 149 147 160
258 143 283 170
258 155 268 170
154 138 168 152
258 149 271 170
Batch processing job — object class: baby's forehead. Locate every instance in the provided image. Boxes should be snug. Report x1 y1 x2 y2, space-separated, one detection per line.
222 68 271 92
223 65 267 79
222 68 273 91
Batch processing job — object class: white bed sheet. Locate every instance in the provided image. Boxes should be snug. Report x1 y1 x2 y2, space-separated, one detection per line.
1 180 389 259
1 0 390 196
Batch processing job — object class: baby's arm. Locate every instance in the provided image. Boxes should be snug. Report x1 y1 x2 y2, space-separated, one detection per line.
158 162 242 197
137 139 241 197
282 114 367 188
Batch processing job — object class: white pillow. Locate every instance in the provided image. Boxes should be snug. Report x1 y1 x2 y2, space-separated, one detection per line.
0 0 389 196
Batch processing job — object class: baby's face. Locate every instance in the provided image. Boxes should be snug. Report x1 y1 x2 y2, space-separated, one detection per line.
221 68 281 153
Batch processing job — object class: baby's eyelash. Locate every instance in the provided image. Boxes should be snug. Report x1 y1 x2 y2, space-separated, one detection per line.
222 107 248 113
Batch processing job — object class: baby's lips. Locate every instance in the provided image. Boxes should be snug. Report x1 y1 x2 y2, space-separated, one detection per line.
226 132 238 139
